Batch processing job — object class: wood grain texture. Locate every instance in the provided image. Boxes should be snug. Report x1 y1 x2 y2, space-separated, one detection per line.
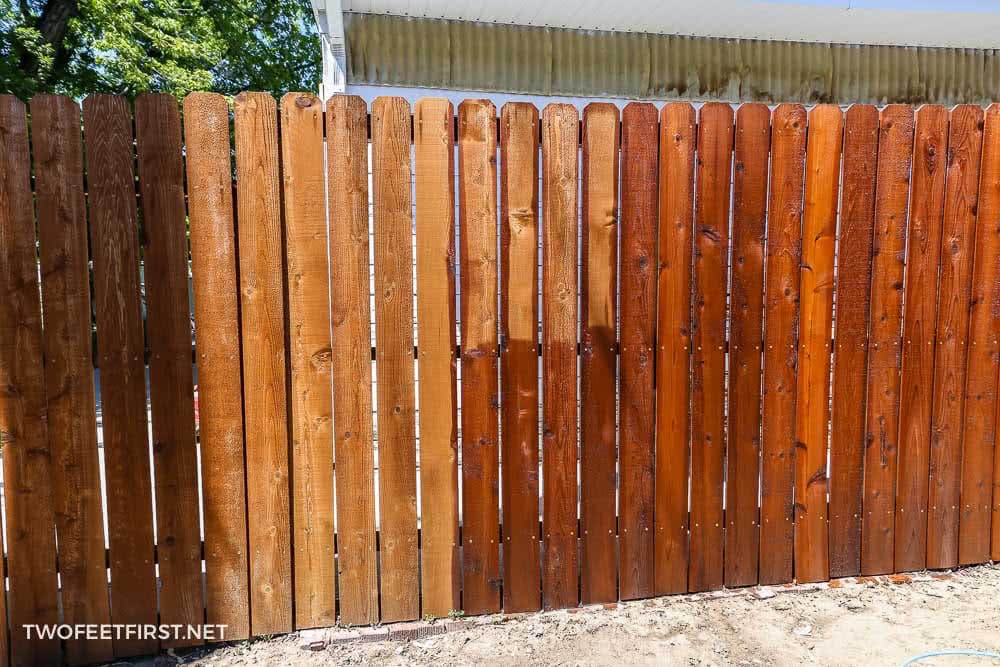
725 103 769 588
958 103 995 564
134 93 204 644
619 102 657 600
829 104 879 579
541 103 580 609
371 96 420 621
233 92 293 634
413 98 460 617
0 94 60 667
894 105 947 573
794 104 842 584
458 99 501 615
862 105 914 576
326 94 379 625
927 105 983 568
183 92 250 639
280 93 336 628
579 102 618 605
500 102 542 612
760 104 806 586
654 103 696 595
82 94 158 657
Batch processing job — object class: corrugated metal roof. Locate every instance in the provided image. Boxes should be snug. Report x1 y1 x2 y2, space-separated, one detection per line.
345 13 1000 104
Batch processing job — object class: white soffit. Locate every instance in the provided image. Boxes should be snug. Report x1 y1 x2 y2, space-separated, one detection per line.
342 0 1000 50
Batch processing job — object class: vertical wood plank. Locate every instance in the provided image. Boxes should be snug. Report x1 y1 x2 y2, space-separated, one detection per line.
579 102 618 604
413 98 460 617
829 104 879 579
654 103 696 595
978 107 1000 565
794 104 843 584
541 103 579 609
862 105 914 576
371 96 420 621
458 99 501 614
500 101 542 612
327 94 379 625
618 102 657 600
233 92 293 634
894 105 947 573
183 92 251 639
134 93 204 643
760 103 806 586
927 104 983 568
689 102 733 593
725 103 769 588
82 94 158 657
279 93 336 628
0 94 60 667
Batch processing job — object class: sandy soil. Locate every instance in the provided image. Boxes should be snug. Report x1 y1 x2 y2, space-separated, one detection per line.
121 564 1000 666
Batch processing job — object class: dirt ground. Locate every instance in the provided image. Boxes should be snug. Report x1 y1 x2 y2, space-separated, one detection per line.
127 564 1000 666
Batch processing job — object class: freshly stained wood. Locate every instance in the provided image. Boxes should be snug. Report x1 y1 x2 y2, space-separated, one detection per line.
458 99 501 615
500 102 542 612
829 104 879 579
895 105 947 573
541 103 580 609
655 102 696 595
371 96 420 621
689 102 733 593
760 104 806 586
183 92 250 639
233 92 293 634
134 94 204 644
862 105 914 575
327 94 379 624
579 102 618 604
279 93 336 628
413 98 460 617
794 105 843 584
82 94 158 657
0 94 60 666
725 103 769 588
927 105 983 568
619 102 658 600
959 104 1000 563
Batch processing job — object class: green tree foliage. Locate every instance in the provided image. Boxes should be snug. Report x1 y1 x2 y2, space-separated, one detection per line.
1 0 321 98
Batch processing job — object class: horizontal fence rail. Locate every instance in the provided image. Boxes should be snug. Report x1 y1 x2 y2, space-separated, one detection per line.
1 92 1000 665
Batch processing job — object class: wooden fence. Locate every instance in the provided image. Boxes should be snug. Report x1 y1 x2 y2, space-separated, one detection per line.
1 92 999 666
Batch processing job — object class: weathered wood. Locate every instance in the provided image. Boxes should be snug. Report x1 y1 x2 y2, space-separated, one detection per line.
689 102 733 593
183 92 250 639
0 94 60 667
655 102 696 595
927 105 983 568
326 94 379 625
541 103 580 609
725 102 769 588
371 96 420 621
894 105 947 573
829 104 879 579
862 105 914 575
500 101 542 612
279 93 336 628
579 102 618 605
793 104 842 584
413 98 460 617
82 94 158 657
760 103 806 586
458 99 501 615
233 92 293 633
619 102 657 600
